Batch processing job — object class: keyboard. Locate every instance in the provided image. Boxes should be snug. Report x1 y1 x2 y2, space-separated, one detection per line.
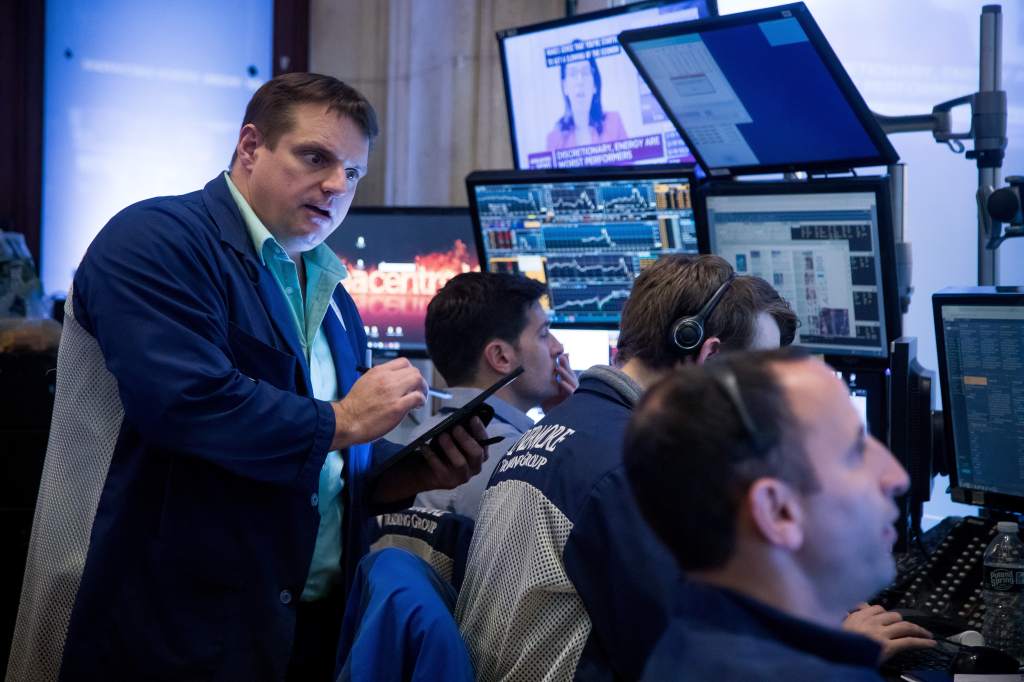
883 641 958 673
874 515 998 630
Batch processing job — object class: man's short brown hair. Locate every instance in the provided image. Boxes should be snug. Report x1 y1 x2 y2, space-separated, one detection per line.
426 272 547 387
615 254 797 369
230 72 379 166
625 348 818 571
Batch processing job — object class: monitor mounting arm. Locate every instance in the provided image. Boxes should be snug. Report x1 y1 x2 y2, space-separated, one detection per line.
871 5 1010 286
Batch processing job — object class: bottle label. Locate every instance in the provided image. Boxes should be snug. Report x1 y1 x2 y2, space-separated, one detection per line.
984 565 1024 592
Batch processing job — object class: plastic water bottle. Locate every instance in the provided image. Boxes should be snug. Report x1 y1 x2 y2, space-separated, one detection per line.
982 520 1024 660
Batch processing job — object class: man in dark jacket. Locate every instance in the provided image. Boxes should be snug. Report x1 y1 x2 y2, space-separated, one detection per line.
9 73 484 682
626 350 928 680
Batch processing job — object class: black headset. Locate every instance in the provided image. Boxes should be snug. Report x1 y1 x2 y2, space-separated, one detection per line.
669 273 736 356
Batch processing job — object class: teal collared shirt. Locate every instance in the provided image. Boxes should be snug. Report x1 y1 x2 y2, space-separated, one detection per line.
225 172 346 601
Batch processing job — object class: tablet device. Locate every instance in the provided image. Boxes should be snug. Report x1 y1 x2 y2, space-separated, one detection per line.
370 366 525 478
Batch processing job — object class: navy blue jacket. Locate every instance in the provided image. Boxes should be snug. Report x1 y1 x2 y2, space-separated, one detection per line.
643 581 884 681
58 175 400 680
456 367 680 681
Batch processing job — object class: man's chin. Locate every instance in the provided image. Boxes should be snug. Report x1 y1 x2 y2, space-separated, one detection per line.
277 233 327 256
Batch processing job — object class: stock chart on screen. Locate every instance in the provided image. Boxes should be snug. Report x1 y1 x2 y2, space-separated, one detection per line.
469 168 697 326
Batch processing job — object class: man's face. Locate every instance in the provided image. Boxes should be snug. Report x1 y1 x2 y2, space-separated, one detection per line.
242 103 369 257
508 302 565 407
781 359 909 611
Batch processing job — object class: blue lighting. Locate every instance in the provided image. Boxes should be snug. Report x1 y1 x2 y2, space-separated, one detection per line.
42 0 273 295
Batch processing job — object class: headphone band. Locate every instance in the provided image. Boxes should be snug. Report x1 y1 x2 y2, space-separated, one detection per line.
693 273 737 322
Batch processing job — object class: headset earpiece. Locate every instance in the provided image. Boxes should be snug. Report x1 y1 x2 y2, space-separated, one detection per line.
671 318 705 352
669 274 737 356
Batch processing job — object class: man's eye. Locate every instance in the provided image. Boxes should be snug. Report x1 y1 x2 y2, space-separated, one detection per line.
305 152 325 166
345 169 360 181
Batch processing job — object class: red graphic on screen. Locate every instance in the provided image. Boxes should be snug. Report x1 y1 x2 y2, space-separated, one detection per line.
337 240 480 348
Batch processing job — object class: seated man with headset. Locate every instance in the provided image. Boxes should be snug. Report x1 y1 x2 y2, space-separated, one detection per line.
455 254 934 681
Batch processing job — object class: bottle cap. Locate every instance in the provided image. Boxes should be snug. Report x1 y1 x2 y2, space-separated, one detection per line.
997 521 1019 534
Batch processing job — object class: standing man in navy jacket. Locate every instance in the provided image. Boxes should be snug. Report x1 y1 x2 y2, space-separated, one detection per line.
8 73 485 682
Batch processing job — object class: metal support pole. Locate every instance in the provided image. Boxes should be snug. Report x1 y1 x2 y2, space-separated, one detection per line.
977 5 1003 285
889 164 913 314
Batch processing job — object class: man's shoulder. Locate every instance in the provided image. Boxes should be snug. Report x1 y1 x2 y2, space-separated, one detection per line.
89 186 217 259
530 374 634 459
115 187 211 232
74 182 234 309
484 384 633 519
543 372 634 427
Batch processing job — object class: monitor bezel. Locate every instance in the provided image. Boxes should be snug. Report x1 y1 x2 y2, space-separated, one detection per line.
696 175 901 363
496 0 718 171
618 2 899 178
933 286 1024 514
465 164 701 330
330 205 478 359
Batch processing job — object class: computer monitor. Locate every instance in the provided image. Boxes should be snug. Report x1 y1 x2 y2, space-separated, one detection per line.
326 207 480 356
618 2 898 177
467 165 699 327
700 177 900 359
933 287 1024 513
497 0 716 171
551 327 620 371
889 337 936 550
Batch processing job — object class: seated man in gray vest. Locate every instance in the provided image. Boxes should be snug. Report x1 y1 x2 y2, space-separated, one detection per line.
411 271 577 518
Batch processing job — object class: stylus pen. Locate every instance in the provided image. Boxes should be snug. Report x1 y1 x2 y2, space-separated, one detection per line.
355 365 453 400
426 388 453 400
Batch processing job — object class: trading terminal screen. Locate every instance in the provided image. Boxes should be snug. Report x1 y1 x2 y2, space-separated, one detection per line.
704 185 891 358
938 303 1024 500
618 3 897 176
468 170 698 326
327 208 480 355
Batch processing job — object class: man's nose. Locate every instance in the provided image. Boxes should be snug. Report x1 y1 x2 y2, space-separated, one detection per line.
874 437 909 498
322 167 350 196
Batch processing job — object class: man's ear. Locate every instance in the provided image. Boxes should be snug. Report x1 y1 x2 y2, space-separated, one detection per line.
746 478 804 551
234 123 265 172
481 339 517 376
695 336 722 365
